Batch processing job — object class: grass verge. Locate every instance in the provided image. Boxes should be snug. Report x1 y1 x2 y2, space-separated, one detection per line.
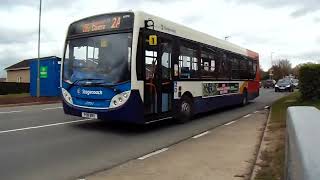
254 91 320 180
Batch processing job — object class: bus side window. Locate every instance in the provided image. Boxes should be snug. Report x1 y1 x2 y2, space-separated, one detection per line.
179 45 198 79
253 61 257 79
217 52 231 80
239 56 249 79
145 50 157 80
248 59 254 79
200 48 216 79
231 57 240 80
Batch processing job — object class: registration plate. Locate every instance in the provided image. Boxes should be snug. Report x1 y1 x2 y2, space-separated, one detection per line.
81 112 98 119
279 87 285 89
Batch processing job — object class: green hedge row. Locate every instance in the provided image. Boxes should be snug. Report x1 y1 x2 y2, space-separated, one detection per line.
299 64 320 100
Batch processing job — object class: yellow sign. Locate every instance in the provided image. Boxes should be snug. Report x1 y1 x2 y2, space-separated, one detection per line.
148 35 157 46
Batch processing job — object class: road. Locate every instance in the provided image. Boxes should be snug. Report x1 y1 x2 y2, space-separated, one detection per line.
0 89 287 180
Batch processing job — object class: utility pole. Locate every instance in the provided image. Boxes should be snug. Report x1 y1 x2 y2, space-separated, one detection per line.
270 52 274 80
37 0 42 97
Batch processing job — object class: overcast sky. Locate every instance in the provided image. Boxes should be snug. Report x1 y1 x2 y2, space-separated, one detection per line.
0 0 319 77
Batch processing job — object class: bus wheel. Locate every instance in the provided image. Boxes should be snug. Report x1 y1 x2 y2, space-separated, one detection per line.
176 96 193 123
242 90 248 106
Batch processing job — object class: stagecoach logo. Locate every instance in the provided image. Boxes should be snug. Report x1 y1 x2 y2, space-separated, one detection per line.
77 88 103 96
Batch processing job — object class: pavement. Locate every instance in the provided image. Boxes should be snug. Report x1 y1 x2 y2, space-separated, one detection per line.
86 110 269 180
0 89 287 180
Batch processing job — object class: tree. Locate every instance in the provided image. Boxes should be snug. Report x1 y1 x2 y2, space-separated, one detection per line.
292 62 316 78
259 68 269 80
271 59 292 80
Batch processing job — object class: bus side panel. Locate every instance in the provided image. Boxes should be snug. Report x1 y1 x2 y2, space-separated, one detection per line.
192 94 243 114
247 81 260 100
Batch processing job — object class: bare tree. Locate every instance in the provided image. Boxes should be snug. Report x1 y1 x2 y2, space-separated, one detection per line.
270 59 292 80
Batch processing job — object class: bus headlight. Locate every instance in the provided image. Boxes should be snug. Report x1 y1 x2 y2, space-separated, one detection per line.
62 88 73 104
110 91 131 108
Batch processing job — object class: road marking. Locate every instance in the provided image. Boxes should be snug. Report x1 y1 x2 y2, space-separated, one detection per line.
0 110 23 114
138 148 169 160
264 106 270 109
254 111 259 114
42 107 63 111
192 131 210 139
224 120 237 126
243 114 252 118
0 119 94 134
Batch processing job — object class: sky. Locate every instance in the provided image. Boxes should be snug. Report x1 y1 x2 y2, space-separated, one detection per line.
0 0 319 77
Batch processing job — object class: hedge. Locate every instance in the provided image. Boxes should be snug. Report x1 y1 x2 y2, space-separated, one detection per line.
0 82 30 95
299 64 320 100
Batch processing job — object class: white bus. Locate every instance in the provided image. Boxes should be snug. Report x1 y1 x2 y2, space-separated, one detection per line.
61 11 260 124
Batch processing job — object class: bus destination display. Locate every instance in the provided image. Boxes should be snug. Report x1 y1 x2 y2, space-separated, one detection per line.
68 13 134 36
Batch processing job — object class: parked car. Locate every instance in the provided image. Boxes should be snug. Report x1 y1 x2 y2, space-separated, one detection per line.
275 79 294 92
263 79 275 88
292 79 299 89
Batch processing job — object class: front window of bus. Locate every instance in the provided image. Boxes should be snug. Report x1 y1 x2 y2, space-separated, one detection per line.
63 33 132 85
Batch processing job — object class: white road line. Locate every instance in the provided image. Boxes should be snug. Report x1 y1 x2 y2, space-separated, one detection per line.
224 120 237 126
243 114 252 118
254 111 259 114
42 107 63 111
138 148 169 160
192 131 210 139
264 106 270 109
0 110 23 114
0 119 94 134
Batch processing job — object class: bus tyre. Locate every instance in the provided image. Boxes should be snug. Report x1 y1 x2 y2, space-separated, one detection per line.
242 90 248 106
176 96 193 123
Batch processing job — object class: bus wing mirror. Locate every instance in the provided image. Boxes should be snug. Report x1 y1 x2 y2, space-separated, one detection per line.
148 35 158 46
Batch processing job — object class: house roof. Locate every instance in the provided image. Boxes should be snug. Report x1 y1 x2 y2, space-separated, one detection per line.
4 56 60 71
5 60 30 70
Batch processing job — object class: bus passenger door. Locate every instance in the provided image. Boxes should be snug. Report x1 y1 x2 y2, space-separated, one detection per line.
158 38 173 114
144 32 173 117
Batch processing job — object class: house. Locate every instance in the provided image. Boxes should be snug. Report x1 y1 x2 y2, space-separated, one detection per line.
4 60 30 83
4 56 60 83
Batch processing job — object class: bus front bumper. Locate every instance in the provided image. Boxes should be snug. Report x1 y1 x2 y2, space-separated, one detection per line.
62 90 145 124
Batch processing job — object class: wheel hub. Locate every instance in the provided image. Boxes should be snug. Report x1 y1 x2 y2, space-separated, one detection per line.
181 102 190 113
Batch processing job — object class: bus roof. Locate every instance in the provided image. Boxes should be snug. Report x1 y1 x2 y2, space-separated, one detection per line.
133 11 258 59
68 11 258 59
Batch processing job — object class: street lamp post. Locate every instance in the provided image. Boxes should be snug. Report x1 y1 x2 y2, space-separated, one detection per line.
270 52 274 80
37 0 42 97
224 36 230 41
271 52 274 66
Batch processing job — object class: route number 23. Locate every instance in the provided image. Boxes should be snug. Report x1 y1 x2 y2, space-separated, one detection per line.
111 17 121 28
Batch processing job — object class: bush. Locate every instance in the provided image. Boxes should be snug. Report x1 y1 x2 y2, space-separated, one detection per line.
299 64 320 100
